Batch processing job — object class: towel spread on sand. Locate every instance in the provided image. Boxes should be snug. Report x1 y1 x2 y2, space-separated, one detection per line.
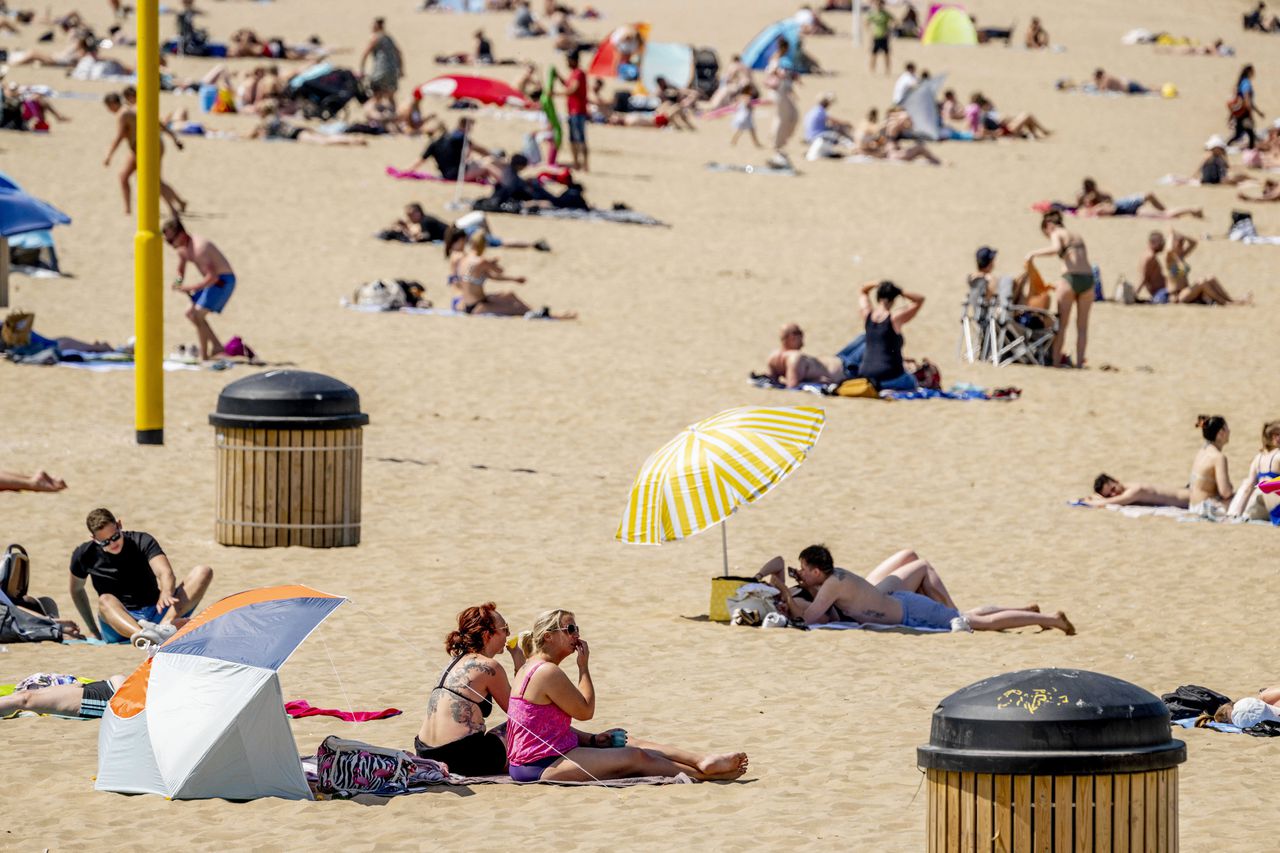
705 162 799 177
1070 501 1268 525
749 376 1020 401
809 622 951 633
463 200 668 227
285 700 401 722
300 749 692 797
341 300 562 320
385 165 489 184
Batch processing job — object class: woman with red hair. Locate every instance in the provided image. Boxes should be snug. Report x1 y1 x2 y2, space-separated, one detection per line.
414 602 521 776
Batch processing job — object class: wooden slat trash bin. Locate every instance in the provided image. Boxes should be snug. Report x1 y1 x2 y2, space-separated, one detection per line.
210 370 369 548
917 669 1186 853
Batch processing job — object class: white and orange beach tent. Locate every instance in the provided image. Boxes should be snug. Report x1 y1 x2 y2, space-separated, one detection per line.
95 585 346 800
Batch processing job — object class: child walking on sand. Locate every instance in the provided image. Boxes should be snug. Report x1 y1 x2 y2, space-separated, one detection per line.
163 218 236 361
730 85 760 148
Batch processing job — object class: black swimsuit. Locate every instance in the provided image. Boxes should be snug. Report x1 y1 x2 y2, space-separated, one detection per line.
414 656 508 776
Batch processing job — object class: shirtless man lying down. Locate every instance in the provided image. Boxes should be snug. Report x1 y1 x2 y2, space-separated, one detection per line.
755 545 1074 634
1084 474 1190 508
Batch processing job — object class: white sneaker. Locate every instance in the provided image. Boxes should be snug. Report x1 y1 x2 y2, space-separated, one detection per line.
130 627 164 649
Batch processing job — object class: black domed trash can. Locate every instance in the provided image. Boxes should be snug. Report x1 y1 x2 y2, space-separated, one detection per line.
210 370 369 548
917 669 1185 853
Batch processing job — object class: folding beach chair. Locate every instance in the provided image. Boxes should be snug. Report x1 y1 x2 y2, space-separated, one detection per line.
958 275 992 363
986 277 1058 367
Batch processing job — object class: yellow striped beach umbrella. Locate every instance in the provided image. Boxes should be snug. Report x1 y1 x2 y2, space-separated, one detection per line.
616 406 825 574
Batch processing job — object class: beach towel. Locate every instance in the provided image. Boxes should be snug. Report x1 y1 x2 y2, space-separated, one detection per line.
881 384 1021 401
705 161 799 176
809 621 951 633
385 165 489 184
341 300 563 320
285 700 401 723
473 203 669 227
301 741 692 798
1070 501 1269 525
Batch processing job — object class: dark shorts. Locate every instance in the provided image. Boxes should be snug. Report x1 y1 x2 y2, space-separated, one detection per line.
1112 194 1144 216
872 35 890 54
567 113 587 144
79 680 116 719
192 273 236 314
99 604 194 644
414 731 507 777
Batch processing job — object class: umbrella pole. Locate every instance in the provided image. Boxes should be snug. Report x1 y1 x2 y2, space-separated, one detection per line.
453 127 471 208
721 521 729 578
0 236 9 308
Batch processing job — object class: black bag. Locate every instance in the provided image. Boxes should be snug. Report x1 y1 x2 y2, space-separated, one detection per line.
1243 720 1280 738
0 600 62 643
1161 684 1232 720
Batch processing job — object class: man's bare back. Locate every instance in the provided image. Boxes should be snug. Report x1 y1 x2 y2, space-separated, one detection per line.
810 567 903 625
766 348 844 388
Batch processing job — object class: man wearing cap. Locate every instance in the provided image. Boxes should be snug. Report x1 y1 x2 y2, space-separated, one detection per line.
1196 136 1247 185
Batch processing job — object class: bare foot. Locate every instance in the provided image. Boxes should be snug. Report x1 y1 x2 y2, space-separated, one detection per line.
698 752 749 781
1192 208 1204 219
1022 603 1040 613
1056 611 1076 635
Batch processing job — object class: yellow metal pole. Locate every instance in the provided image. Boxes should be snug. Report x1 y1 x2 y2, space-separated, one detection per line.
134 0 163 444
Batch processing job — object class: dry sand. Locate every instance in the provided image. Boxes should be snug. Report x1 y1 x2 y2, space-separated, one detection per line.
2 0 1278 848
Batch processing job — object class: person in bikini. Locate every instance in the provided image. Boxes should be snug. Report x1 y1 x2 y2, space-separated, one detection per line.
1140 229 1250 305
1188 415 1234 517
1229 420 1280 525
415 602 522 775
505 609 749 782
755 545 1075 633
1025 210 1092 367
1084 474 1189 508
456 231 575 319
102 91 188 217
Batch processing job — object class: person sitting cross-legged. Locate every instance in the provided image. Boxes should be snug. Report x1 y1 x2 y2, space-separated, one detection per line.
68 508 213 646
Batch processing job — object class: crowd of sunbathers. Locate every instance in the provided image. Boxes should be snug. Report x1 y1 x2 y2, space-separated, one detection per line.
1083 417 1280 525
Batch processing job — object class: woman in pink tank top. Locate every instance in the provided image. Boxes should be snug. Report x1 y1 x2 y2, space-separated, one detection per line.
505 609 750 783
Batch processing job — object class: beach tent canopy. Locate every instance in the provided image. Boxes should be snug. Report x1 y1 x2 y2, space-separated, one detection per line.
640 42 694 91
0 186 71 238
416 74 533 108
96 585 346 801
589 23 650 78
742 19 801 71
902 73 947 140
921 6 978 45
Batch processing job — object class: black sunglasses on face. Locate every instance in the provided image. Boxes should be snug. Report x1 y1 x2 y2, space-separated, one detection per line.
95 530 123 547
551 624 579 636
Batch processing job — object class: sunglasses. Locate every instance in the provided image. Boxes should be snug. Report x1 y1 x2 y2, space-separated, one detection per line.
95 529 123 547
550 624 580 636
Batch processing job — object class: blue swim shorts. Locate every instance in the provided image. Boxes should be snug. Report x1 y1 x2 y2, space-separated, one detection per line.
890 591 959 631
99 604 193 644
192 273 236 313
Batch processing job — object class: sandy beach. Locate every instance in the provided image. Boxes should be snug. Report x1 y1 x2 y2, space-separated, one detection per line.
2 0 1278 847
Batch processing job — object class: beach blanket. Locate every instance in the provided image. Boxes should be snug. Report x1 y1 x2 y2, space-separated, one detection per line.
477 204 669 227
300 745 692 798
341 300 563 320
882 384 1021 401
9 265 65 279
285 700 401 722
385 165 489 184
1069 501 1268 525
809 622 951 633
749 375 1020 402
706 161 799 177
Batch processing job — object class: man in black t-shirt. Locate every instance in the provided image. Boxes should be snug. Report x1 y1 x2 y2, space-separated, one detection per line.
69 507 214 646
405 116 502 182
